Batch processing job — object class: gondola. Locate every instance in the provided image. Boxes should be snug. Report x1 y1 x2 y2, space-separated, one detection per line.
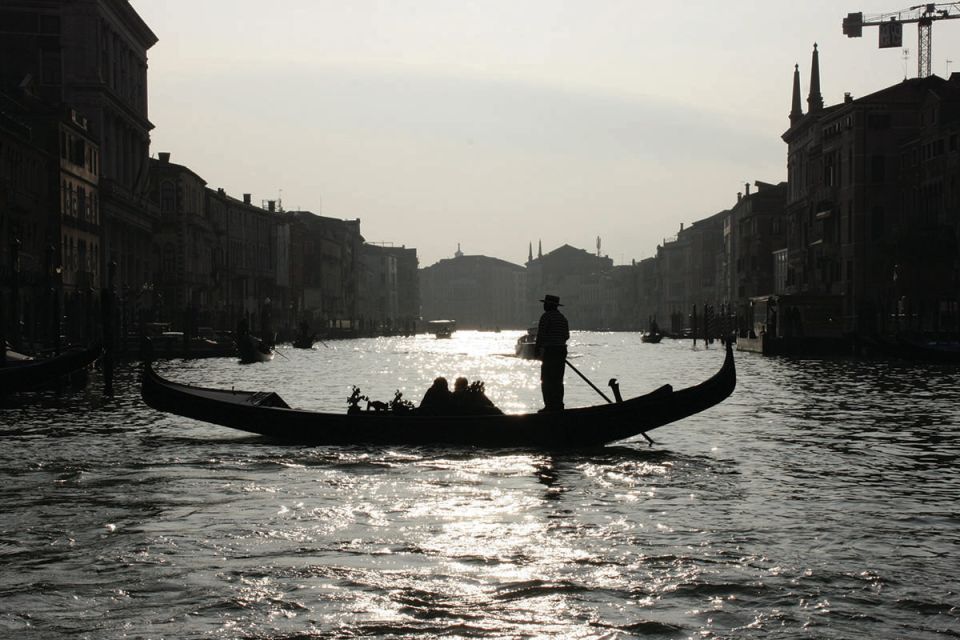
0 343 102 394
640 331 663 344
235 335 274 363
641 319 663 343
141 341 736 448
515 327 538 359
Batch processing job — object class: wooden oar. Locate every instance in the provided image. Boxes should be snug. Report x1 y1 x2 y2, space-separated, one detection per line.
564 358 655 446
564 358 613 404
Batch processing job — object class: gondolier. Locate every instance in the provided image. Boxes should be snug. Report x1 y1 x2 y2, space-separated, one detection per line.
534 294 570 412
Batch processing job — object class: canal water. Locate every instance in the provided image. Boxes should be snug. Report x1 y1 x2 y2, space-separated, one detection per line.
1 331 958 639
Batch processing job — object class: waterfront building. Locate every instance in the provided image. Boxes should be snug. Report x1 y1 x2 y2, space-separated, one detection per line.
782 44 960 336
525 244 614 329
0 0 158 349
53 104 102 343
895 77 960 334
0 93 55 349
285 211 363 335
726 181 788 323
206 190 282 335
421 247 527 330
359 243 419 335
656 226 692 334
147 152 215 333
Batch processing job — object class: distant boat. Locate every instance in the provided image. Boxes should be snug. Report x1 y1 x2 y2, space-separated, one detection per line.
236 335 274 363
641 320 663 344
428 320 456 339
291 321 317 349
515 326 538 359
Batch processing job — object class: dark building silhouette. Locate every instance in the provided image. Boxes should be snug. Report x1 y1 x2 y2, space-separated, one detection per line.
525 244 614 329
784 43 960 335
420 248 527 329
359 243 419 334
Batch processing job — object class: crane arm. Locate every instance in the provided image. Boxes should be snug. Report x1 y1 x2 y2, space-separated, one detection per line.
844 3 960 37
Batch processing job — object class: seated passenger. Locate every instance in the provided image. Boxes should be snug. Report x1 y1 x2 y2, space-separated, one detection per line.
451 377 503 416
418 377 452 415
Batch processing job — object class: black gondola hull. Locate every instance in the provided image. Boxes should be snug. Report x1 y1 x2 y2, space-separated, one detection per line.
142 343 736 448
1 344 102 393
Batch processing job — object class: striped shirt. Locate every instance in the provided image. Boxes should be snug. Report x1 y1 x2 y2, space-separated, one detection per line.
535 309 569 348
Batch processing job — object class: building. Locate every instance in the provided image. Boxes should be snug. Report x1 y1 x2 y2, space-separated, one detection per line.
784 43 960 336
420 247 527 329
206 190 282 335
359 243 419 335
726 181 788 320
0 0 158 348
147 152 215 332
525 244 614 329
0 92 54 348
286 210 363 334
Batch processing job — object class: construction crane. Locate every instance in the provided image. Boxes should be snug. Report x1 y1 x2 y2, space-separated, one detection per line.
843 3 960 78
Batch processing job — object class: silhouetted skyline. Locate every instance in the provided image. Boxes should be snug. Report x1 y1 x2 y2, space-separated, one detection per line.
131 0 960 266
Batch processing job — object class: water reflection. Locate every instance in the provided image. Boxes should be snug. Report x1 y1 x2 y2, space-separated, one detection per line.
2 333 959 638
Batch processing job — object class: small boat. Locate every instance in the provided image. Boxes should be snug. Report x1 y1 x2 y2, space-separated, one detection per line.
292 335 315 349
1 343 102 393
515 326 538 359
641 319 663 344
236 335 274 363
141 341 736 448
292 322 316 349
428 320 456 339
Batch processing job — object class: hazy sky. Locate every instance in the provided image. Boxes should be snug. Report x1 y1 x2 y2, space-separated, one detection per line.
129 1 960 267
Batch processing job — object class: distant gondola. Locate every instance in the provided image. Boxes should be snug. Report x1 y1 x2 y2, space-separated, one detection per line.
236 335 274 363
515 326 538 359
141 342 736 448
641 319 663 344
427 320 455 339
1 344 102 394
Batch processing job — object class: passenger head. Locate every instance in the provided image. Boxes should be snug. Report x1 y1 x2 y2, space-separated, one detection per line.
454 377 468 393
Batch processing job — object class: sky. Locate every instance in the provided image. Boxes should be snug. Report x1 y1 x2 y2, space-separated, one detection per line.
129 0 960 268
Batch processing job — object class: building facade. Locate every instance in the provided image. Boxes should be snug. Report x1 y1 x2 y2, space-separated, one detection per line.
421 248 527 330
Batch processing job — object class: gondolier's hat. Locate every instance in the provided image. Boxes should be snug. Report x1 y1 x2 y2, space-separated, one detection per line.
539 294 563 306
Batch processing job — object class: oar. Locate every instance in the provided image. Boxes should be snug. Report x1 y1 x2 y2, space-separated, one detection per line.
564 358 655 446
564 358 613 403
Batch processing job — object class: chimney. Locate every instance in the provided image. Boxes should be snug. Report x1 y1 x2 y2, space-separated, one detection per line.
737 192 742 202
680 222 684 231
158 152 170 164
267 200 276 212
844 92 853 103
243 193 251 205
745 183 751 195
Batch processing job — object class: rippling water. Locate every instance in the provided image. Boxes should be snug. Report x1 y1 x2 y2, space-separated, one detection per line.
1 331 958 639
